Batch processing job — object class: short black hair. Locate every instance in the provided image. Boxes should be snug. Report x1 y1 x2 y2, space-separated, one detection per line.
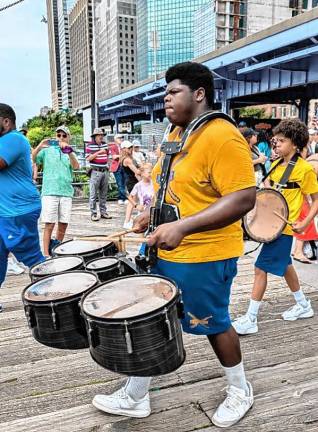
165 62 214 108
273 119 309 150
242 128 257 139
0 103 16 123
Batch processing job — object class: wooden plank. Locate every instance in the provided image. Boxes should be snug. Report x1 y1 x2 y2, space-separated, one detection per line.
0 404 211 432
2 356 318 431
1 201 318 432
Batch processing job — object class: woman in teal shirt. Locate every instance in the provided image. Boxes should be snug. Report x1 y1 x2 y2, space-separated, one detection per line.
257 130 272 172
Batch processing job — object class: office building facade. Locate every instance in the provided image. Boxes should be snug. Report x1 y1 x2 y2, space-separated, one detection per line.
46 0 73 111
94 0 137 101
69 0 93 110
136 0 210 81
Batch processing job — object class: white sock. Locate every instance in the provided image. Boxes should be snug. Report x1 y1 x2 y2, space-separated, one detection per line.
247 299 261 320
125 376 152 401
293 289 308 307
223 362 249 395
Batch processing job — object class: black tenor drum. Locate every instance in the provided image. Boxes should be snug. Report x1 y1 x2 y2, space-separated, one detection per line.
29 256 84 282
242 188 289 243
81 275 185 376
86 256 136 283
53 237 118 263
22 271 99 349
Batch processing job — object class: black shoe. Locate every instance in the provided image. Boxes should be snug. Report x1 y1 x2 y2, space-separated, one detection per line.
100 213 112 219
49 238 61 256
0 304 3 313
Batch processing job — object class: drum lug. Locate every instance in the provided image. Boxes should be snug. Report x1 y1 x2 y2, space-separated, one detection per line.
24 305 36 329
177 301 185 319
124 320 133 354
118 262 123 275
50 302 58 330
164 308 173 341
87 319 98 348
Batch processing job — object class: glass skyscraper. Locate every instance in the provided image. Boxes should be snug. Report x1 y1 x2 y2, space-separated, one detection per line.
136 0 211 81
193 1 216 58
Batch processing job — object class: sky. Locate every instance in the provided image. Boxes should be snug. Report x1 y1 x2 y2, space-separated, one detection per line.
0 0 51 127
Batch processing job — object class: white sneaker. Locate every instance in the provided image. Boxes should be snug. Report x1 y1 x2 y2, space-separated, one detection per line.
123 221 133 230
6 257 25 275
232 314 258 335
118 200 125 205
282 300 314 321
92 387 151 418
212 381 253 428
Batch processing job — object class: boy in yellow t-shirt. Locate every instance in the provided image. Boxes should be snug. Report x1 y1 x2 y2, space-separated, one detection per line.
233 119 318 336
92 62 256 428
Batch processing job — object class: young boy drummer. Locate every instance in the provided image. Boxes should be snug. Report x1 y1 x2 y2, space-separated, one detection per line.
233 119 318 335
92 62 256 428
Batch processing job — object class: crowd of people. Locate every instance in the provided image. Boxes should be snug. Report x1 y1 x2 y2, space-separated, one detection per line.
1 60 318 428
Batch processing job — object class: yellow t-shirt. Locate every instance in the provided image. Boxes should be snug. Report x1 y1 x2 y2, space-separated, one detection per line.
269 157 318 235
152 118 256 263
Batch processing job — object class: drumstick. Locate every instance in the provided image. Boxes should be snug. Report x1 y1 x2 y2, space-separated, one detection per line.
273 211 293 226
108 229 134 238
72 235 145 244
73 228 134 242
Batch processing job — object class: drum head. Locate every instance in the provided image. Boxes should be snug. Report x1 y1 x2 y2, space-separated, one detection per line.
243 189 289 243
53 239 112 255
82 276 176 319
24 271 98 302
86 257 118 270
30 256 83 276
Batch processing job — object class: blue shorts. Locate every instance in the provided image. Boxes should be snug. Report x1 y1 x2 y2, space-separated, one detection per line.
255 234 293 277
0 209 45 286
151 258 238 335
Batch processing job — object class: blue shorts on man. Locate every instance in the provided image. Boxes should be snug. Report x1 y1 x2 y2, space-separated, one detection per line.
152 257 238 335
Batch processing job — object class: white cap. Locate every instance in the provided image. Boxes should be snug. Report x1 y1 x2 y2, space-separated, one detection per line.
308 128 317 135
121 140 133 149
114 134 124 139
56 125 70 135
132 139 141 147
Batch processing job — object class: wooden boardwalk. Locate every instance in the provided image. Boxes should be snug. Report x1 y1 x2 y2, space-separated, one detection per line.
1 201 317 432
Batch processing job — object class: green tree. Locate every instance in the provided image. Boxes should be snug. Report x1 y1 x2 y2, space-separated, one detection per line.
23 111 83 147
239 107 270 119
27 127 55 147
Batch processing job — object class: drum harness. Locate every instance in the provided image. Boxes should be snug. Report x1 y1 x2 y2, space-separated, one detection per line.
135 111 237 273
244 152 300 255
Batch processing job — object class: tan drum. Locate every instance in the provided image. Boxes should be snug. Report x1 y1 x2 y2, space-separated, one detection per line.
81 275 185 376
22 271 99 349
53 237 118 263
243 188 289 243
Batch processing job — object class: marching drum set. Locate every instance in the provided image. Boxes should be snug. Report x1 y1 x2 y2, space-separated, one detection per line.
22 232 186 377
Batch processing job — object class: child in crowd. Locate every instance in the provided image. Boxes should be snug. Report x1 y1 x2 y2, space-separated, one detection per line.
123 163 154 230
132 139 146 167
242 128 267 187
233 119 318 335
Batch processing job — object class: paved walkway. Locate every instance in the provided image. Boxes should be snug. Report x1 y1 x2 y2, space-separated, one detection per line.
0 201 317 431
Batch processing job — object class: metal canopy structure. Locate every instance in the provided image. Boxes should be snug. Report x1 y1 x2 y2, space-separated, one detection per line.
99 8 318 126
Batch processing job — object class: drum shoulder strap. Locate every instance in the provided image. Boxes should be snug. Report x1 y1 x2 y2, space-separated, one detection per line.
157 111 237 207
263 153 299 189
277 153 299 188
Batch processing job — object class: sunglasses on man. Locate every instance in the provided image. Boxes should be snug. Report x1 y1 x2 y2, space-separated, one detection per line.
57 133 68 139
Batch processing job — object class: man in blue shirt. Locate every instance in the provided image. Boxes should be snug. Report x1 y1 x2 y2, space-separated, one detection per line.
0 103 45 311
